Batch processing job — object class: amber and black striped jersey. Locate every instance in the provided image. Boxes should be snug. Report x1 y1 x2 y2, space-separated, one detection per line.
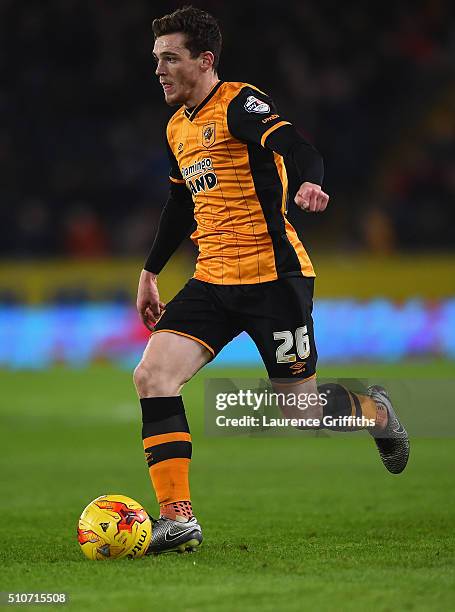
149 80 323 285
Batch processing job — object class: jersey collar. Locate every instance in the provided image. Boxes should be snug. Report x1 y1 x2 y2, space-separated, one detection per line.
184 80 223 122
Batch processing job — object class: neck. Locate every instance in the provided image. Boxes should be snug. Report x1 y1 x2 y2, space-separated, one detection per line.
185 73 219 109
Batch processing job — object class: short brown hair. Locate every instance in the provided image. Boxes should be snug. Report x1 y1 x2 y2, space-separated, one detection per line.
152 6 222 71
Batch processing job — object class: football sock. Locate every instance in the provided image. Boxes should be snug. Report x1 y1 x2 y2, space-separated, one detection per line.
140 396 192 509
318 383 388 431
160 500 193 522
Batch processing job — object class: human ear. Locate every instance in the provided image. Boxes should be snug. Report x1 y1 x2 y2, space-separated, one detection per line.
200 51 215 72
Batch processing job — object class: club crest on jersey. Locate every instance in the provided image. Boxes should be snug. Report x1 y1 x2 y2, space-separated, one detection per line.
201 122 216 148
244 95 270 114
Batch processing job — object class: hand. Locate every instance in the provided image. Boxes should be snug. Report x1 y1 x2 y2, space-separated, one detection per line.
136 270 165 331
294 182 329 213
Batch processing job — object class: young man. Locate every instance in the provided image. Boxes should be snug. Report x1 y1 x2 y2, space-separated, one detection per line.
134 6 409 554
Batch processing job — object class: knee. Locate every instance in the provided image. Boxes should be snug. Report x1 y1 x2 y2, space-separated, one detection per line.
132 362 149 395
133 360 181 398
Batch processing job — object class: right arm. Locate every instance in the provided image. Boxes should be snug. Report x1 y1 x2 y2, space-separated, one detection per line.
143 180 195 276
137 140 195 331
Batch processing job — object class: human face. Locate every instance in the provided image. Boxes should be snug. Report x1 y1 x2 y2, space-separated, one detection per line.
153 33 201 107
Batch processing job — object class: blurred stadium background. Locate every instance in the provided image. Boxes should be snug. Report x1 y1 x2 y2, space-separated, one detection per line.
2 2 454 608
1 0 454 369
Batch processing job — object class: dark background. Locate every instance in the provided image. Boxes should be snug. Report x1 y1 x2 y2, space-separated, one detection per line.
1 0 454 260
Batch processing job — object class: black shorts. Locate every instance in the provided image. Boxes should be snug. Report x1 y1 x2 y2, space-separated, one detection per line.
154 277 317 380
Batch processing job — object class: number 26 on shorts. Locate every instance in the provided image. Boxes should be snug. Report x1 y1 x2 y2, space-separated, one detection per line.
273 326 310 363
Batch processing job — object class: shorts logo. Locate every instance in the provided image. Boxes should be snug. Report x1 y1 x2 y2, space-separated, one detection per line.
244 95 270 114
290 361 307 375
201 122 216 148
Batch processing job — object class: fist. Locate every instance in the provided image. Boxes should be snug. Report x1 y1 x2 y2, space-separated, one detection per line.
294 182 329 212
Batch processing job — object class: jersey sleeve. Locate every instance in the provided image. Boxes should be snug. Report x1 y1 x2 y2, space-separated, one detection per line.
166 132 186 184
143 181 195 274
226 86 291 148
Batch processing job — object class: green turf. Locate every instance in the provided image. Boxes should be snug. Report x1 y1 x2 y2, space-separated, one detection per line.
1 362 454 611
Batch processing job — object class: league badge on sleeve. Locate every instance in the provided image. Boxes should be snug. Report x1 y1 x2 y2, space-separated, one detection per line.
244 95 270 114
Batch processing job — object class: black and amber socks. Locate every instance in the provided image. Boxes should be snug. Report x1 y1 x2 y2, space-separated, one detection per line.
140 396 193 519
318 383 388 431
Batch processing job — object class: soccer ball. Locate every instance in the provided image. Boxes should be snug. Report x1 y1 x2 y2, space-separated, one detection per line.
77 494 152 560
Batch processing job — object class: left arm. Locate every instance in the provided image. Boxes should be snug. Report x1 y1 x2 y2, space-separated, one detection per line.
227 87 329 212
267 124 329 213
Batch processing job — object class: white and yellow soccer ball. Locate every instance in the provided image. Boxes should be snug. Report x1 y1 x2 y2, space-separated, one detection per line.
77 494 152 560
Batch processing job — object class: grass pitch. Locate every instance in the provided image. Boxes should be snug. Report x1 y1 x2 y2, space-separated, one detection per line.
1 361 454 611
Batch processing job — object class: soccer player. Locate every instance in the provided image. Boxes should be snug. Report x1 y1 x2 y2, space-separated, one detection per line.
134 6 409 554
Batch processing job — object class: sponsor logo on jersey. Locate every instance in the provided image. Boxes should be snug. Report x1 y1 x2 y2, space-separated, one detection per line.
201 122 216 148
178 142 184 152
244 95 270 114
181 157 213 179
181 157 218 195
100 522 110 532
